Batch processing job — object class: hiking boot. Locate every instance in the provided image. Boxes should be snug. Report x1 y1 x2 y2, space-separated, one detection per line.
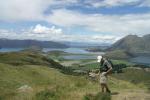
106 89 111 93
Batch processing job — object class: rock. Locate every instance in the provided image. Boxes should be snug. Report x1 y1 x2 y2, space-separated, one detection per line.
144 68 150 72
17 85 33 93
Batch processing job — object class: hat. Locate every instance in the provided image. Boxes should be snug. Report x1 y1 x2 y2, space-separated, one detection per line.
97 56 102 62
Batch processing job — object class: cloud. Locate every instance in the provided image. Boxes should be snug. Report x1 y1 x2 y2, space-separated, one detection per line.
0 0 46 21
46 9 150 36
32 24 62 34
0 0 80 21
0 0 150 22
85 0 141 8
0 25 120 43
84 0 150 8
0 0 150 43
139 0 150 7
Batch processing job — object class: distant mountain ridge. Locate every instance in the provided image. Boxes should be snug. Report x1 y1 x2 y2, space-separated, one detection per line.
0 39 69 48
108 34 150 56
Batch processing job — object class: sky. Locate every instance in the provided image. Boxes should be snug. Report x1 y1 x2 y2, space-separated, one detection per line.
0 0 150 44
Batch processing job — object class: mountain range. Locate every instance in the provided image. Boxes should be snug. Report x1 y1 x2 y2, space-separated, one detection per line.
0 39 69 48
109 34 150 55
105 34 150 59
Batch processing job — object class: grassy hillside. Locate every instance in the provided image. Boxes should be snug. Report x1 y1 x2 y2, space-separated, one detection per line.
0 63 146 100
0 51 149 100
0 63 100 100
112 68 150 90
104 50 133 59
0 51 63 68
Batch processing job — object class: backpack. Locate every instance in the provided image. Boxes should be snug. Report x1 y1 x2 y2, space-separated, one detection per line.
107 59 114 68
99 59 113 72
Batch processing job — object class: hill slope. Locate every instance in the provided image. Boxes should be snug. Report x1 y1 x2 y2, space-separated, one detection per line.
0 51 63 69
0 51 149 100
0 63 149 100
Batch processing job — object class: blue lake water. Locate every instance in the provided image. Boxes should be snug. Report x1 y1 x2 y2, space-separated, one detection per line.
43 48 90 54
0 47 104 60
63 55 97 60
0 47 103 54
130 56 150 65
0 48 24 52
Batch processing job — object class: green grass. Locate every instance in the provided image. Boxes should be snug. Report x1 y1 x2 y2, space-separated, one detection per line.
0 62 144 100
80 63 99 70
83 92 111 100
0 51 49 66
0 63 99 100
111 60 133 66
104 50 132 59
0 51 149 100
112 68 150 90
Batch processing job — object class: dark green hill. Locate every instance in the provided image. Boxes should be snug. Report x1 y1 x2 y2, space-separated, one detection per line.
104 50 133 59
0 51 63 69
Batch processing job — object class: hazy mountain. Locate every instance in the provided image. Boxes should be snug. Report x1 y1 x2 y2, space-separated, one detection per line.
0 39 69 48
108 34 150 56
63 41 110 48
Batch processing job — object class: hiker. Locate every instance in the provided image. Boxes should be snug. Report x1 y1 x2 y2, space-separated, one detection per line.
97 56 112 93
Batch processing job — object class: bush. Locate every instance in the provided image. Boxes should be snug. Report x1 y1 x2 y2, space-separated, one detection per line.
83 92 111 100
35 89 56 100
113 64 127 73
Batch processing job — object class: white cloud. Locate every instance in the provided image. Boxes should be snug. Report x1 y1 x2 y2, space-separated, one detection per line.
0 0 150 43
0 0 80 21
32 24 62 34
85 0 141 8
0 0 46 21
139 0 150 7
46 9 150 36
0 25 120 43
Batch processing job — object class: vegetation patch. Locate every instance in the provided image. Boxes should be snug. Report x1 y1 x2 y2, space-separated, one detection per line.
83 92 111 100
35 89 57 100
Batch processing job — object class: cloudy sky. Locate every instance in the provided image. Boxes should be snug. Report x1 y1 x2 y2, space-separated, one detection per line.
0 0 150 43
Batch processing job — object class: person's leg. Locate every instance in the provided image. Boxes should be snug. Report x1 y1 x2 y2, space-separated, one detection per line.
103 84 111 93
101 84 104 93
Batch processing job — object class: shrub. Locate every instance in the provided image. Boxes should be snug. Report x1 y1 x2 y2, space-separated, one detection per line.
35 89 56 100
83 93 111 100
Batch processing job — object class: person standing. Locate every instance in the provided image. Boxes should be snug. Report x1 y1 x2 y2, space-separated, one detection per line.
97 56 112 93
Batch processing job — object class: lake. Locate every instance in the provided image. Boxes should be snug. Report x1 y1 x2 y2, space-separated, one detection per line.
130 56 150 65
0 47 104 60
63 55 97 60
0 48 87 53
0 48 24 52
43 48 90 54
0 47 103 54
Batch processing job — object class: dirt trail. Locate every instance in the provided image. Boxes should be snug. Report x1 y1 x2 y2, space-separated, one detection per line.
112 89 150 100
